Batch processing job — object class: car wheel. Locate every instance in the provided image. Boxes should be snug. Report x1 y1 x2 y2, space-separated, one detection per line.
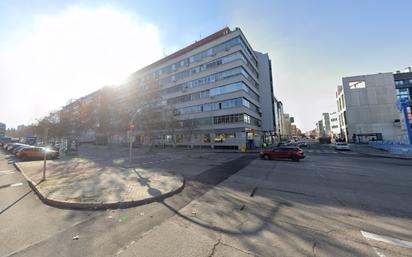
292 156 299 162
263 154 271 160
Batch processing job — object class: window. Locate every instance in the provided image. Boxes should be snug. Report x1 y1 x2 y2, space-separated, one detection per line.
167 82 259 105
203 134 211 143
214 133 236 143
176 135 183 143
349 80 366 89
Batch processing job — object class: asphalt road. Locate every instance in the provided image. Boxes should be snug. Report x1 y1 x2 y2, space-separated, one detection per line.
1 145 412 257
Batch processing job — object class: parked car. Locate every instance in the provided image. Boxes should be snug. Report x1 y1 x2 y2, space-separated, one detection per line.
259 146 305 161
335 142 350 151
16 147 59 160
7 143 25 152
12 144 33 154
0 137 12 147
297 141 308 147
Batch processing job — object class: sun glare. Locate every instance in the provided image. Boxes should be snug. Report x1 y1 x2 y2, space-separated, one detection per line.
0 6 163 127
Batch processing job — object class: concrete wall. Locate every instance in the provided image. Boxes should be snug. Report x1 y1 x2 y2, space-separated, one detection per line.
342 73 403 142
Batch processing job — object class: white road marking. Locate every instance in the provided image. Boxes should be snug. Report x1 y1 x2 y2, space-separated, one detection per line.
0 170 15 175
371 246 386 257
10 182 23 187
361 230 412 249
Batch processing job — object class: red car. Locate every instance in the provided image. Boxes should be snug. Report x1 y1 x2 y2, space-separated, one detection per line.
259 146 305 161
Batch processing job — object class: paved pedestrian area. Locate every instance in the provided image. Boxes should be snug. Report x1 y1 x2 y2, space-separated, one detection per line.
14 158 184 208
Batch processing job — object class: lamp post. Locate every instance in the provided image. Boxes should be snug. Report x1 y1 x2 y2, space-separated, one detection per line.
128 108 140 165
43 128 49 181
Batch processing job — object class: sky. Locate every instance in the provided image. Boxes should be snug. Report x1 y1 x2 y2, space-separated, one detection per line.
1 0 411 131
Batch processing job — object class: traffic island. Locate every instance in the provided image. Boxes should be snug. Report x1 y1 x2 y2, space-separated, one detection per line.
13 158 184 210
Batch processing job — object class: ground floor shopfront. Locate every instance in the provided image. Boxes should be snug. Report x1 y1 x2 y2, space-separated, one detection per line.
106 127 273 150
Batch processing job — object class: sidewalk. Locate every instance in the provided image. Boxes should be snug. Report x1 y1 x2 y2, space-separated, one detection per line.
350 144 412 160
14 158 184 209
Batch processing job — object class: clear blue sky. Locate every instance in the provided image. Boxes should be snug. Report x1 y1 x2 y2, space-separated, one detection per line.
1 0 411 131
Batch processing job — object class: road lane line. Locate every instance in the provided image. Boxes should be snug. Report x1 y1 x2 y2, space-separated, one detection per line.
10 182 23 187
371 246 386 257
0 171 15 175
361 230 412 249
0 169 15 173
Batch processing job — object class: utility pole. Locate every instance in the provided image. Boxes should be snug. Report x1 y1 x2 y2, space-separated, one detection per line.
43 128 49 181
128 123 134 164
128 108 140 165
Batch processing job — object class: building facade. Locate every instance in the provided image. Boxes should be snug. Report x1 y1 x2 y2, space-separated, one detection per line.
123 27 275 149
329 111 340 139
54 27 277 150
321 113 331 136
337 72 403 143
0 122 5 137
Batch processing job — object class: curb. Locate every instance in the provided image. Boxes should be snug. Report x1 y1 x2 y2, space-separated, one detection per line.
349 146 412 160
353 152 412 160
13 162 185 210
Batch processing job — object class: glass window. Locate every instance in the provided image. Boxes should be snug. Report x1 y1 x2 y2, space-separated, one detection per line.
203 134 211 143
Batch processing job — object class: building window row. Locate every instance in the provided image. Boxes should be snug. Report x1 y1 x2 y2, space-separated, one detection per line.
156 51 258 88
175 97 259 115
167 81 259 105
395 79 412 86
396 88 411 100
162 65 259 95
181 113 261 128
137 36 258 84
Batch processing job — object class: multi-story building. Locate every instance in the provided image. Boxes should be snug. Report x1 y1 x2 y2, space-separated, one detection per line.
315 120 324 138
329 111 340 139
275 100 284 138
281 113 292 138
0 122 6 137
336 72 403 143
119 27 277 149
256 51 277 144
51 27 281 149
321 113 331 136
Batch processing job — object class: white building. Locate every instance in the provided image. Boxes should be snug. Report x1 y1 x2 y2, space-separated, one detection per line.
329 111 340 138
337 72 403 143
121 27 277 149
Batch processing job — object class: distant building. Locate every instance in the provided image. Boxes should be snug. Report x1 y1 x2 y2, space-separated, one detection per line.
321 113 331 136
336 72 403 143
329 111 340 138
315 120 324 138
290 124 301 137
281 113 292 138
17 125 26 132
0 122 6 137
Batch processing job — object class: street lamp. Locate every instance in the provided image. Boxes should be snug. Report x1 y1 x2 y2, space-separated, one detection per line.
42 128 49 181
128 108 141 165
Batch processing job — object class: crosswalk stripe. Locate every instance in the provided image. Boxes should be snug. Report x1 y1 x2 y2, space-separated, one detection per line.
0 170 15 175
